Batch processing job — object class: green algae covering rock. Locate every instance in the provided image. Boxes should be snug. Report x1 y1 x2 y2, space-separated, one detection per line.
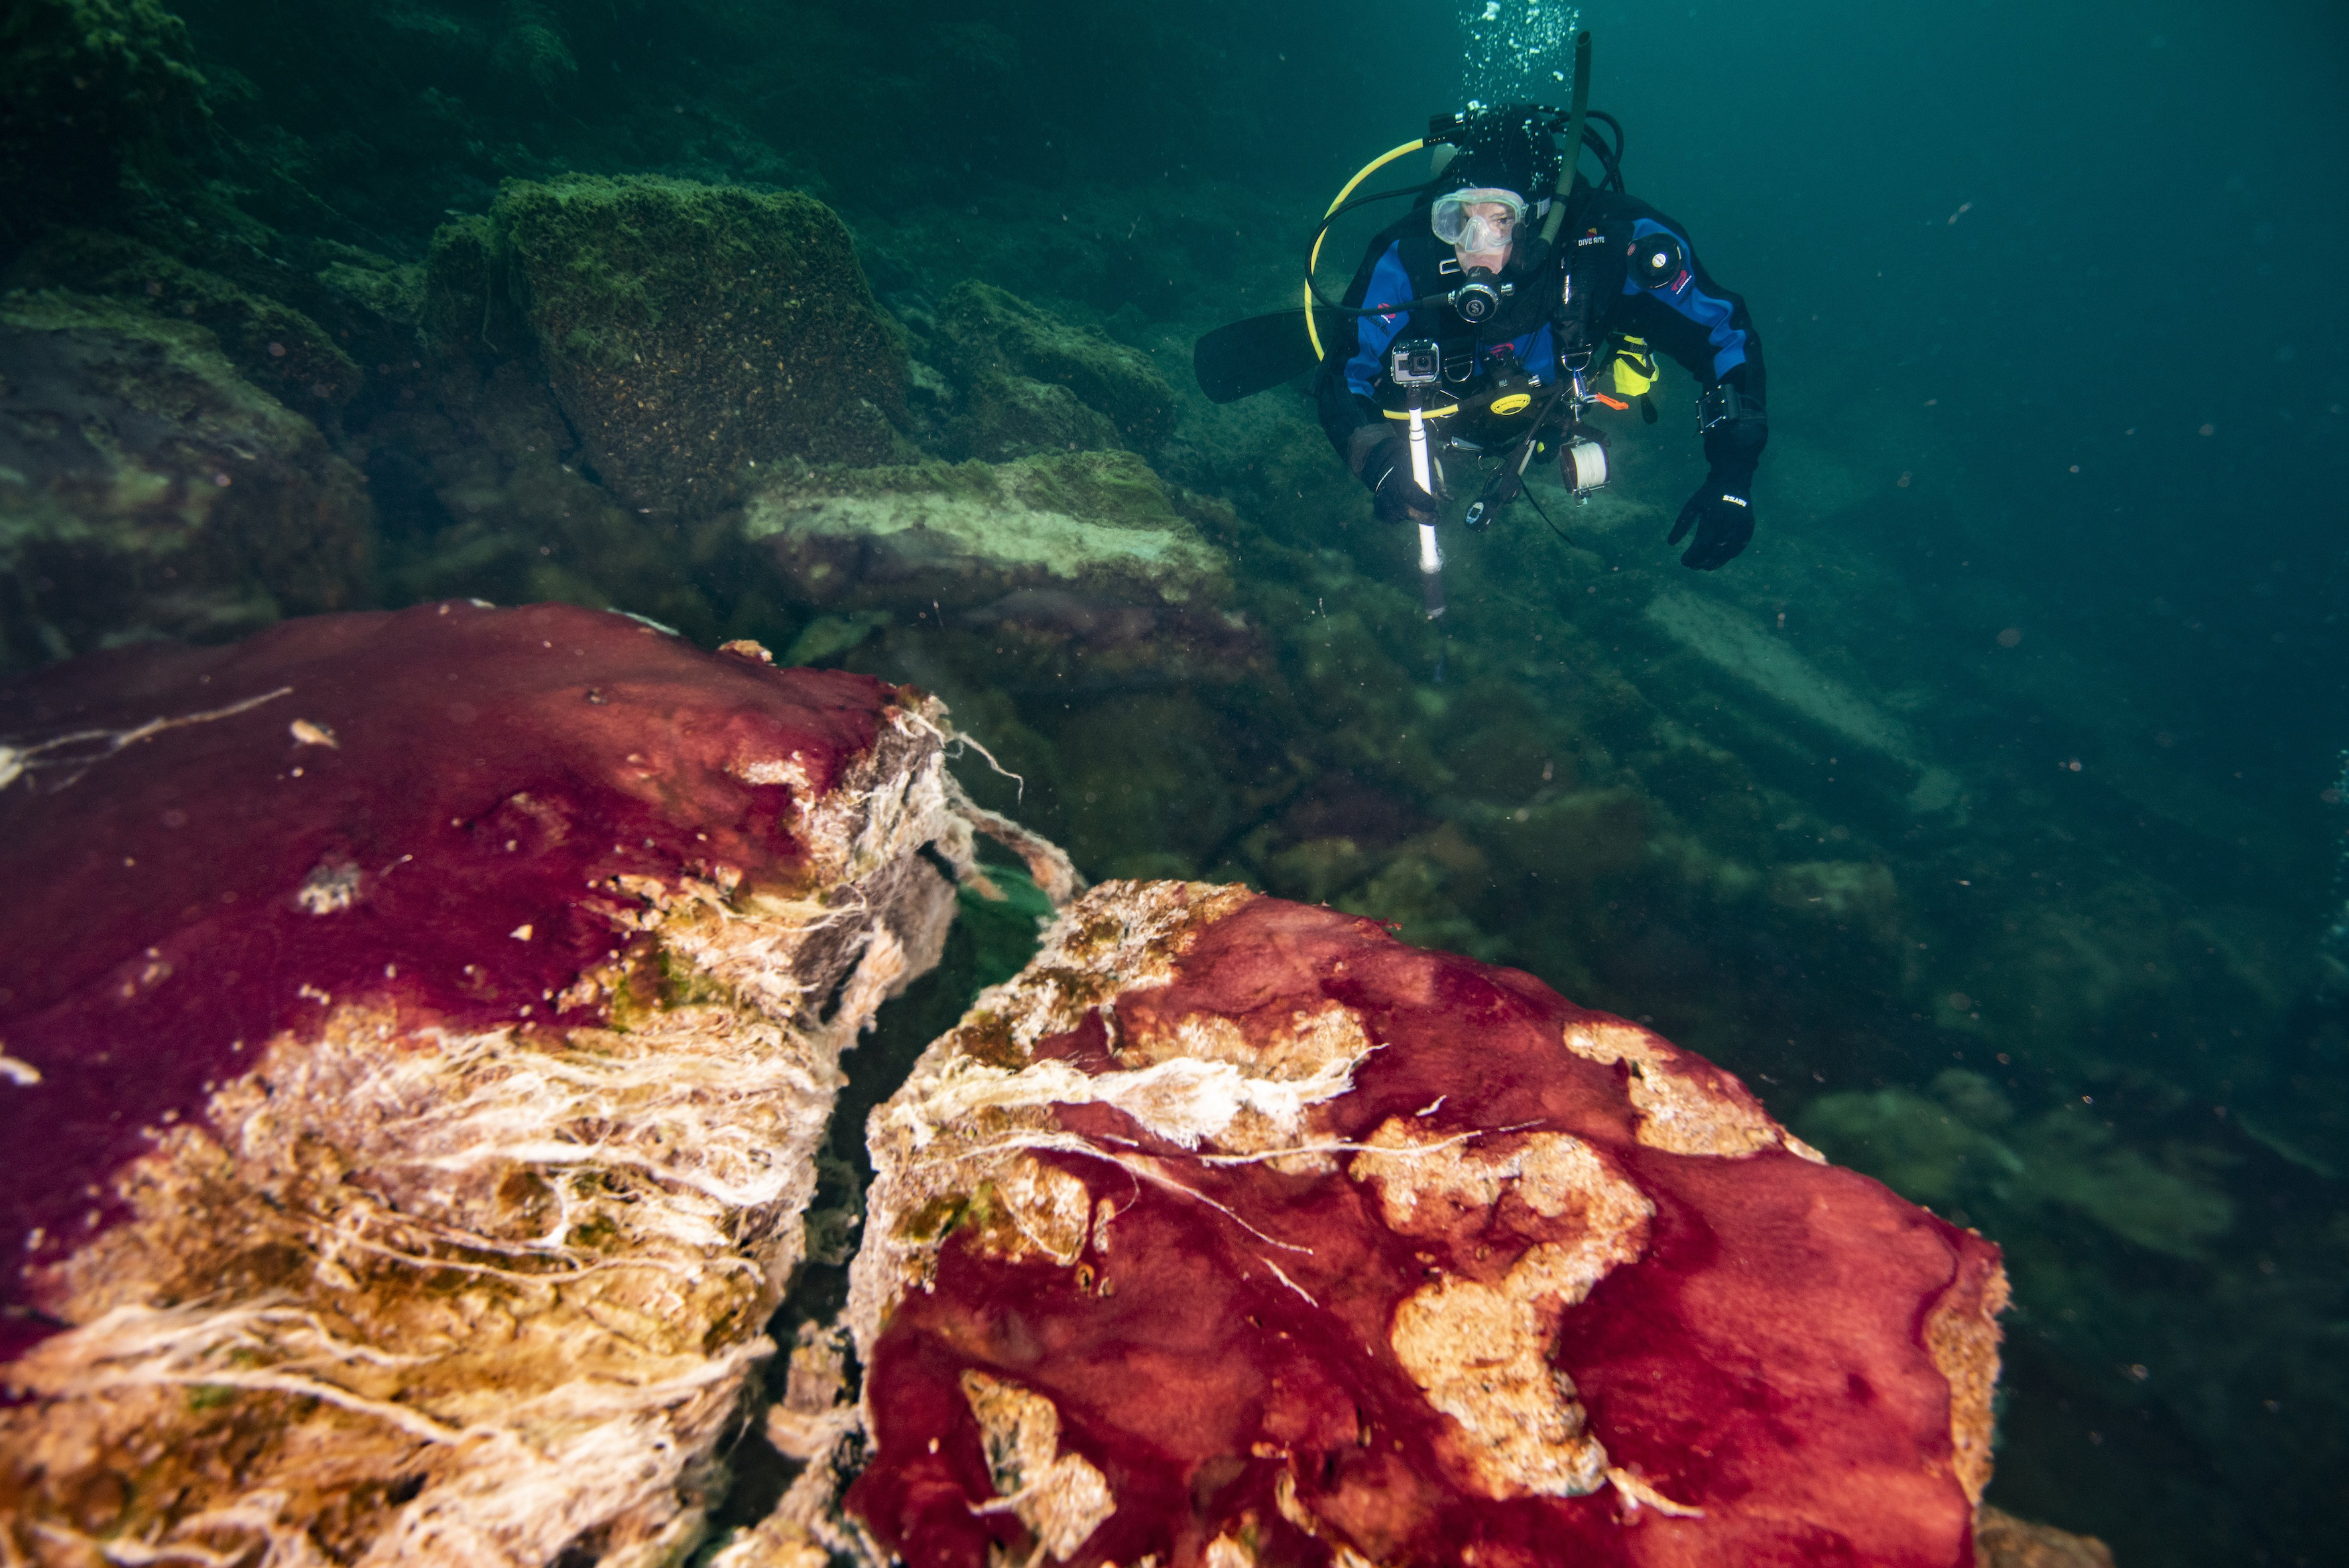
845 880 2010 1568
0 289 374 669
489 175 910 511
945 371 1126 465
0 601 1072 1566
11 230 370 414
931 281 1173 455
0 0 208 228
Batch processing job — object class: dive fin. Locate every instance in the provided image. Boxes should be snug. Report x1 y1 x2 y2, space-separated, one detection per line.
1194 310 1321 404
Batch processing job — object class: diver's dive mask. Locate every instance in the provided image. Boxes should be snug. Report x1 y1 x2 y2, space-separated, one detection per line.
1431 188 1525 257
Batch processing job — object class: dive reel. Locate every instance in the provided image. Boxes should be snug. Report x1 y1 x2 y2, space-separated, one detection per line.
1561 429 1609 494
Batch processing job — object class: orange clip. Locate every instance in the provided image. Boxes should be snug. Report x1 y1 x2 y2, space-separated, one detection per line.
1590 392 1630 411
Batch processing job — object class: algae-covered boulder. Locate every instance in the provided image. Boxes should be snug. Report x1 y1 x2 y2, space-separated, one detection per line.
422 212 504 359
11 229 369 412
946 370 1124 464
0 601 1068 1566
1799 1071 2235 1260
0 289 373 667
932 280 1172 453
483 175 910 511
845 881 2010 1567
743 448 1229 622
0 0 207 227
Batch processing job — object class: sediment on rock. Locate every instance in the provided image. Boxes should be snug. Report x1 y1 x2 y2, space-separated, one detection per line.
740 449 1258 686
928 280 1174 457
477 174 912 511
0 600 1065 1567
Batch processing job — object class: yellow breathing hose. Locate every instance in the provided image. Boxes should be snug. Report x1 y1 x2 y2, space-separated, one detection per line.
1303 138 1427 363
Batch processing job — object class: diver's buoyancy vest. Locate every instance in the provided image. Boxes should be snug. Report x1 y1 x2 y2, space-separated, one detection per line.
1375 188 1644 390
1378 229 1561 395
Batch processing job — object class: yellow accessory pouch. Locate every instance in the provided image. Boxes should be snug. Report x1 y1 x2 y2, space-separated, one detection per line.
1611 335 1657 397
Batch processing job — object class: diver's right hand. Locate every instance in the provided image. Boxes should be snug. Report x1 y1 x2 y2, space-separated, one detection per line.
1358 433 1442 524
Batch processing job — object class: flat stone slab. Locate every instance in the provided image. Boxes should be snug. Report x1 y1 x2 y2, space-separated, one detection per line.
742 450 1232 626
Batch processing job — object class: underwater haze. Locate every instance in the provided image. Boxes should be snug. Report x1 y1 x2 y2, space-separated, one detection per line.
3 0 2345 1563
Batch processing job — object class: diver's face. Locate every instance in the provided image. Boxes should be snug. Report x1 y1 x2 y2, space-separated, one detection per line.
1453 202 1517 269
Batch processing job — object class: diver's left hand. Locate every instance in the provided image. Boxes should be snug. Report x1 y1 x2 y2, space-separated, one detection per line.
1669 473 1755 570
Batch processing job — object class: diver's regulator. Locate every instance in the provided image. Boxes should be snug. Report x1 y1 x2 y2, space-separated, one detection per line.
1448 268 1513 325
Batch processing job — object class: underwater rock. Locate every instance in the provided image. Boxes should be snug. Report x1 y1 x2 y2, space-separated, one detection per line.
1641 589 1964 817
0 0 208 229
1770 858 1904 941
11 229 370 414
742 450 1244 665
846 880 2010 1567
930 281 1174 454
0 288 375 668
364 344 748 638
422 211 505 361
483 175 910 511
0 601 1067 1565
1974 1506 2116 1567
945 370 1126 465
1800 1073 2234 1261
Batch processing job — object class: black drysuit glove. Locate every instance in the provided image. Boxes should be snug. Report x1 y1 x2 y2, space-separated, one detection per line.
1670 409 1768 570
1349 426 1443 524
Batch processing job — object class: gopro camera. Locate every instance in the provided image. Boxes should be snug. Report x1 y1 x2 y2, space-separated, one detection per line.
1388 338 1442 389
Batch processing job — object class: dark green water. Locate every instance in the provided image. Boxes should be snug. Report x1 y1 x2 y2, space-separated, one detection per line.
3 1 2343 1563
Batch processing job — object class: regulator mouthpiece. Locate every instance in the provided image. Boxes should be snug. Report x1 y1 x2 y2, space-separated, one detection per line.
1449 270 1514 324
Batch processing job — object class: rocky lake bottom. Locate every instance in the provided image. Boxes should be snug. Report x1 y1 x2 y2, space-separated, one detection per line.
3 3 2343 1564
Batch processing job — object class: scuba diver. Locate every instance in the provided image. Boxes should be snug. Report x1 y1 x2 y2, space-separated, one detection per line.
1315 96 1767 574
1195 34 1766 605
